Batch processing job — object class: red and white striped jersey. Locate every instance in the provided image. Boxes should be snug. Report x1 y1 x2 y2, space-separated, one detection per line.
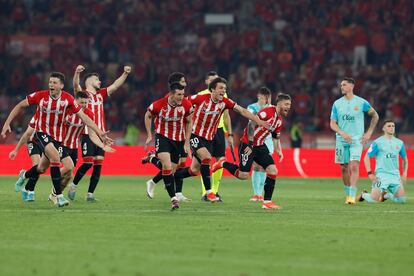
241 105 283 146
26 90 80 142
189 94 236 140
148 95 193 141
63 108 94 149
83 88 108 134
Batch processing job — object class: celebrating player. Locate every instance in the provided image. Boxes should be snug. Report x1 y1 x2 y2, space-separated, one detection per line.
330 77 379 204
1 72 109 207
174 77 268 202
246 87 273 202
358 119 408 203
144 82 193 210
143 72 191 201
69 64 131 202
197 71 233 202
212 93 291 209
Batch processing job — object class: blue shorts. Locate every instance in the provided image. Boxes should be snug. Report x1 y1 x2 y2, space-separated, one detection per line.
335 139 362 164
372 177 402 194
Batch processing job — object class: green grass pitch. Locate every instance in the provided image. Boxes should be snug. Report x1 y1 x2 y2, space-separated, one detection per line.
0 176 413 276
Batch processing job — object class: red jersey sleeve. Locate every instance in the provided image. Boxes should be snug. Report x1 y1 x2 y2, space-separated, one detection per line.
223 97 236 109
26 91 44 105
98 88 109 100
188 94 203 105
257 108 271 121
182 99 193 116
67 94 81 114
83 108 95 121
274 119 283 135
147 99 161 115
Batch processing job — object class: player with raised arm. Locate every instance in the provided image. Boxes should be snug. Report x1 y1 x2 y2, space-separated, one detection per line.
197 71 233 202
174 77 268 202
330 77 379 204
1 72 109 207
357 119 408 203
144 82 193 210
212 93 291 209
69 65 131 202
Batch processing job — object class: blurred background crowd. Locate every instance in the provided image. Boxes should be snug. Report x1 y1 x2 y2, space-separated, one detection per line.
1 0 413 145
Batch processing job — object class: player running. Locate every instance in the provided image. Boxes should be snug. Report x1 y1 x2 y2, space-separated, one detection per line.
330 77 379 204
144 81 193 210
246 87 273 202
1 72 110 207
212 93 291 209
358 119 408 203
143 72 191 201
174 77 268 202
69 64 131 202
197 71 233 202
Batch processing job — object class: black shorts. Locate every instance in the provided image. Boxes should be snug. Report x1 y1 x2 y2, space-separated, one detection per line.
27 141 42 156
65 147 79 167
211 127 226 158
155 133 184 164
33 132 68 160
189 134 213 163
81 134 105 157
238 142 274 172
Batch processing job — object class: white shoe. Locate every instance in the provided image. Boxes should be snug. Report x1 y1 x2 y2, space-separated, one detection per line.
48 193 58 205
176 193 191 202
146 179 156 199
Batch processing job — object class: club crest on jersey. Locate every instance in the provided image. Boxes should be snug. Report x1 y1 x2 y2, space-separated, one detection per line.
354 106 359 111
60 101 67 107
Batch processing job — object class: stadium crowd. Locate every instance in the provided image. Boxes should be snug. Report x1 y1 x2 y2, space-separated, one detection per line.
1 0 413 137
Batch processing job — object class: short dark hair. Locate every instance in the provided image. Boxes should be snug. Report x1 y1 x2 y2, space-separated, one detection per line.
276 92 292 103
383 119 395 126
258 87 271 97
205 71 218 79
83 73 100 85
50 72 65 83
208 77 227 91
76 91 89 99
168 72 185 84
169 82 185 92
342 77 355 85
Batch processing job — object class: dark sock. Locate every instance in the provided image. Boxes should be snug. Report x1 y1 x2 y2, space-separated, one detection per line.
152 171 163 183
25 175 39 191
24 165 39 179
88 164 102 193
200 164 211 191
223 162 239 176
263 177 276 201
163 173 176 198
175 176 183 193
73 163 93 185
50 166 62 195
174 167 193 179
151 157 162 169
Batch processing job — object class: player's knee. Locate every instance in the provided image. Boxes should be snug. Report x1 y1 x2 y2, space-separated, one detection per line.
238 172 249 180
266 166 278 176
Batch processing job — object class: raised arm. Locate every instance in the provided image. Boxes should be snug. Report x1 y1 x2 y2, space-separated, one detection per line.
107 66 132 96
362 108 379 144
9 126 35 160
73 65 85 95
1 99 29 138
233 105 268 128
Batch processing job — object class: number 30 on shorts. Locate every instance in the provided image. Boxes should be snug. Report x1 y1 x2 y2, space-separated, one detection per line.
190 137 199 148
